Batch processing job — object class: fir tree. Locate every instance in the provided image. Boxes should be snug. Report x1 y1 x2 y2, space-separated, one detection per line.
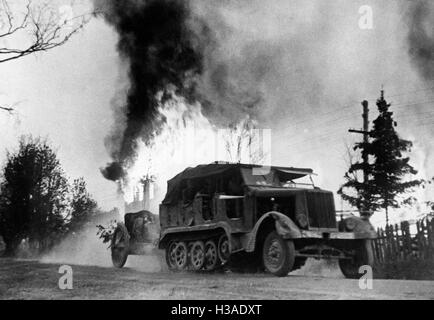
368 90 422 224
339 90 422 223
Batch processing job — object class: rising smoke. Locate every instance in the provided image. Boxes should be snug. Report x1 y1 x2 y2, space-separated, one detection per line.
94 0 270 182
94 0 206 181
407 0 434 82
96 0 434 187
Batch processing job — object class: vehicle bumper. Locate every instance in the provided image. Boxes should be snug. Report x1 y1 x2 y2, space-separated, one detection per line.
291 230 376 240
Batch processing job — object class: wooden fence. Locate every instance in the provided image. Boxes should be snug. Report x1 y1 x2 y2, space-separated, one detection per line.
373 217 434 264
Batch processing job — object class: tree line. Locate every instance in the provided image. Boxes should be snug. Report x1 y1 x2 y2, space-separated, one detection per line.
0 136 98 256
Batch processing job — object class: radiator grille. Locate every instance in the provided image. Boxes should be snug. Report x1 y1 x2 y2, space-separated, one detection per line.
305 191 337 229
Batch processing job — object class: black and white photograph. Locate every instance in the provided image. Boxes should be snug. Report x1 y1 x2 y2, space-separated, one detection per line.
0 0 434 303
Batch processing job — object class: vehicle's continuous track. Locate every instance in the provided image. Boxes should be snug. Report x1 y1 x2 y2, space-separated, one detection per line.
165 233 230 272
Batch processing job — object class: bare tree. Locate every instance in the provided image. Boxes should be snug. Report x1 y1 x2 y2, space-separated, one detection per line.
0 0 94 112
0 0 93 63
224 118 266 164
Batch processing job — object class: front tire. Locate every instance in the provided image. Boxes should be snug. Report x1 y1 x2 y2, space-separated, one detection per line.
339 240 374 279
262 231 295 277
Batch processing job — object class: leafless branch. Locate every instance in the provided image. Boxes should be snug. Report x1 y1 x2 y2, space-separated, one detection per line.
0 0 94 64
0 105 14 113
0 0 31 39
0 101 23 114
344 142 360 182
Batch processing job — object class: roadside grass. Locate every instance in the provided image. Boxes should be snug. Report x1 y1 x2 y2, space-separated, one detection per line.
374 259 434 280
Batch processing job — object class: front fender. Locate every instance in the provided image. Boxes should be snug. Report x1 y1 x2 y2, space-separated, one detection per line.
339 216 377 239
245 211 301 252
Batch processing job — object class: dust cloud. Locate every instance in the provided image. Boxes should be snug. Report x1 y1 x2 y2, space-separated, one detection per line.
40 227 164 272
40 228 113 267
40 227 344 277
291 259 345 278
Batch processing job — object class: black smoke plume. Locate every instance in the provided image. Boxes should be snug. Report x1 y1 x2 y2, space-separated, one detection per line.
95 0 207 181
95 0 266 182
407 0 434 82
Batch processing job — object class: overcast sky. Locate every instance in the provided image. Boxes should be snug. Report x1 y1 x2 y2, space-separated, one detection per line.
0 0 433 226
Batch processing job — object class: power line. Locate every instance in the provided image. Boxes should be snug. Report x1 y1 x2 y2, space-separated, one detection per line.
277 96 433 140
385 86 434 99
275 118 429 160
274 106 434 159
392 99 434 108
277 96 434 143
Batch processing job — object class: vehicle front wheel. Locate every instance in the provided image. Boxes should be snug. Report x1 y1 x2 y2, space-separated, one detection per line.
339 240 374 279
262 231 295 277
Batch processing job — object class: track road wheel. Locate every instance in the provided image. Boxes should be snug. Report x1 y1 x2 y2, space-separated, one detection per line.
204 240 219 271
190 241 205 271
262 231 295 277
166 241 188 271
218 234 231 264
111 225 129 268
339 240 374 279
166 241 177 271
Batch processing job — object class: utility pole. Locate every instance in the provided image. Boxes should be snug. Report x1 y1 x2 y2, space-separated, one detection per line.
349 100 370 215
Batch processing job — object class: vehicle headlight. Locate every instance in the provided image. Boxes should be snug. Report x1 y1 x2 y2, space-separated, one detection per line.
345 218 357 231
296 214 308 228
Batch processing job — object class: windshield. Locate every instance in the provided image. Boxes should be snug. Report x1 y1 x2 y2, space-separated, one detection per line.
241 168 315 189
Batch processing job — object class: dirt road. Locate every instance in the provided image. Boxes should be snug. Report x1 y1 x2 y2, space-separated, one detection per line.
0 258 433 300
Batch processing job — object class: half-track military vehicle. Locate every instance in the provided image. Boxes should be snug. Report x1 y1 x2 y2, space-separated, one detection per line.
111 163 376 278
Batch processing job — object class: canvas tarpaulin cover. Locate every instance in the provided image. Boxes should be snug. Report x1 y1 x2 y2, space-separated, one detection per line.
162 163 314 204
